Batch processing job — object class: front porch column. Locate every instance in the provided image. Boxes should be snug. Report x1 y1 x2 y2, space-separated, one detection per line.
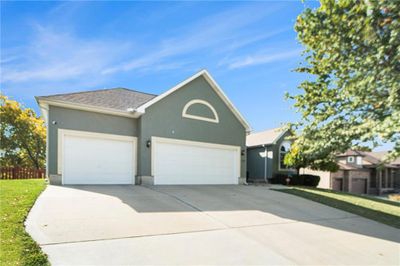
377 169 382 195
390 168 394 188
385 168 389 189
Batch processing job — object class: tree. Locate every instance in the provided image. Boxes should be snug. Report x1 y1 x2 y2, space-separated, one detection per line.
286 0 400 167
0 95 46 169
284 136 339 174
351 145 372 152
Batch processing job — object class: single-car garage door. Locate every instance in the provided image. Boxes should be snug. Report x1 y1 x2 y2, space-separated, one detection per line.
332 178 343 191
152 137 240 185
61 130 136 185
351 178 367 194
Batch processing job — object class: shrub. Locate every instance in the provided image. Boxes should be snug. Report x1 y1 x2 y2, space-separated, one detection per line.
270 173 320 187
388 194 400 202
270 174 300 185
270 174 289 185
291 175 305 186
302 174 320 187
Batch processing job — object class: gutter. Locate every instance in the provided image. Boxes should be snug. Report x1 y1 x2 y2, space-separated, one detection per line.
36 97 139 118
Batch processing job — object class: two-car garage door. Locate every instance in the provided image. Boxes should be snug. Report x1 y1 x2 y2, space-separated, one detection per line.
152 137 240 185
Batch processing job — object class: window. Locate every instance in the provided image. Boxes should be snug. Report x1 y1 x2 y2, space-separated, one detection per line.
182 99 219 123
279 141 291 170
356 156 362 165
347 156 355 163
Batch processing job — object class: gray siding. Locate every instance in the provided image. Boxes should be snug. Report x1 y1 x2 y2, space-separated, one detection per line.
186 102 215 119
246 131 295 181
48 106 138 175
246 146 273 181
139 76 247 178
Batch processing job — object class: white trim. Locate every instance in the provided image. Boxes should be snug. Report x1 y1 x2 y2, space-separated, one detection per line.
57 129 137 184
272 129 289 145
37 98 139 118
36 70 251 131
39 104 49 177
278 140 295 171
136 70 251 132
182 99 219 123
151 136 241 179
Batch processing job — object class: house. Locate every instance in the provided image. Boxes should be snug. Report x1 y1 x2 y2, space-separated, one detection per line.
246 127 295 182
332 150 400 195
302 150 400 195
36 70 251 185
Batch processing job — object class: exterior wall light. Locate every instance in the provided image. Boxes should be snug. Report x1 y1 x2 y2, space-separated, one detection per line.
146 140 151 148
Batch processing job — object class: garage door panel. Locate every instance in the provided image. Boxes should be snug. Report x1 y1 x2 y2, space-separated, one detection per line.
63 133 135 185
153 139 239 185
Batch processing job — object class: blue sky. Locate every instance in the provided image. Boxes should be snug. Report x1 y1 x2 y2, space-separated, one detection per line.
2 1 318 132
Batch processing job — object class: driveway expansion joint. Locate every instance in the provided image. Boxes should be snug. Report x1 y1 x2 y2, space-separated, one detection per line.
142 185 232 228
39 215 361 247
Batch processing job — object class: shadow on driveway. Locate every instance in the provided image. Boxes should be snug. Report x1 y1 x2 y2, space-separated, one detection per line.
65 184 400 243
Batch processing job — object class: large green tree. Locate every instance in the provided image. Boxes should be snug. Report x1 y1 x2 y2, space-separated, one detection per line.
0 95 46 169
286 0 399 169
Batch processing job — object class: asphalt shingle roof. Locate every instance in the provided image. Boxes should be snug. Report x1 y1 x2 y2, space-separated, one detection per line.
338 150 400 168
246 127 286 147
37 88 157 112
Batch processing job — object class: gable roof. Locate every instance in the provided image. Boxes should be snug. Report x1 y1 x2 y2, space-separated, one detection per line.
36 70 251 132
363 151 400 166
135 70 251 132
246 127 288 147
337 150 364 157
338 149 400 167
337 162 359 170
36 88 156 113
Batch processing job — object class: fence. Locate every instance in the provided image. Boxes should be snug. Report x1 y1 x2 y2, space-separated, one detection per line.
0 167 46 179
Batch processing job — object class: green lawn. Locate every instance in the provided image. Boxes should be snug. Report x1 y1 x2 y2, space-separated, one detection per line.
273 187 400 229
0 179 49 266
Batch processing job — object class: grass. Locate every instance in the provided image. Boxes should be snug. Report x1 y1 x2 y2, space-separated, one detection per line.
0 179 49 266
273 187 400 229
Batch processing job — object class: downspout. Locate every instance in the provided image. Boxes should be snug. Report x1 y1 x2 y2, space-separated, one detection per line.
263 145 268 183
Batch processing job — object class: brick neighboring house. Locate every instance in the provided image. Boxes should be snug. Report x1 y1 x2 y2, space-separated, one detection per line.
330 150 400 195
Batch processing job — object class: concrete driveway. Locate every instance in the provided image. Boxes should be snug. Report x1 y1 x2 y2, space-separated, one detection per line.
26 185 400 265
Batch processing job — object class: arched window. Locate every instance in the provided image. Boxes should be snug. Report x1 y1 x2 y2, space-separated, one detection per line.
182 99 219 123
279 141 291 170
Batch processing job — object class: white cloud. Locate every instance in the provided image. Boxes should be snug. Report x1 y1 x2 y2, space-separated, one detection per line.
227 49 302 69
102 3 284 74
1 25 132 83
1 2 289 89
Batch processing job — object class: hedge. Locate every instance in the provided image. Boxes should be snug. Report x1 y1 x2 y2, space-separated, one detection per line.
269 173 320 187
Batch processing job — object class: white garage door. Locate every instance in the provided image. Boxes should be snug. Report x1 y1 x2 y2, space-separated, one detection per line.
61 130 136 185
152 137 240 185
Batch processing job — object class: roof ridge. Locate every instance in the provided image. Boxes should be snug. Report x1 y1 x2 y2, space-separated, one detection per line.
38 87 157 98
250 127 285 135
117 87 158 97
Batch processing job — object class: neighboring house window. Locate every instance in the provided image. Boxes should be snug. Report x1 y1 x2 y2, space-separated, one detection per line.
347 156 355 163
356 156 362 165
279 141 291 170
